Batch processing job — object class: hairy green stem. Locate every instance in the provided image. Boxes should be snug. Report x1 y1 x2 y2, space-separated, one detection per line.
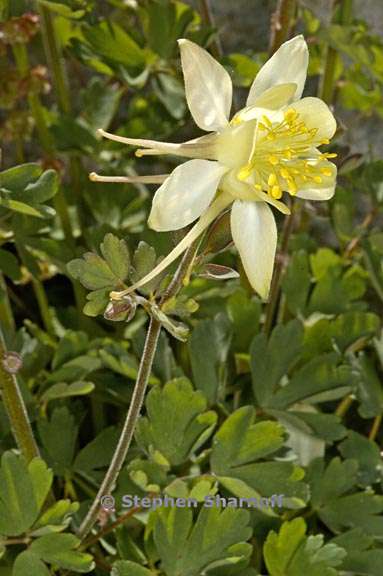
319 0 353 103
37 3 71 114
0 274 16 337
0 334 40 461
78 241 200 540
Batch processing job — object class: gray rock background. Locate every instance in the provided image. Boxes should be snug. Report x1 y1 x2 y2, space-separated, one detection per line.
186 0 383 156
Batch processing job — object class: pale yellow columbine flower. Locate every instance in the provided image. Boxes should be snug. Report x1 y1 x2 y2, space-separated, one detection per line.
93 35 337 300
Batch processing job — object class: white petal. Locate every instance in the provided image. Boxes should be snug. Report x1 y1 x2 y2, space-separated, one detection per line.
148 159 227 231
231 200 277 299
296 161 337 200
215 120 257 169
289 97 337 141
178 39 232 132
250 82 297 109
247 35 308 105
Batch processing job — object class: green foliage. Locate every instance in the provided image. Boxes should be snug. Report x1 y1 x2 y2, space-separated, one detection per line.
153 506 252 576
264 518 346 575
136 378 217 465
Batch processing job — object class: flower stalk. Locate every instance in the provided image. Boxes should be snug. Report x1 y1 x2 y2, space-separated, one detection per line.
0 333 40 462
78 240 200 540
319 0 353 104
269 0 297 55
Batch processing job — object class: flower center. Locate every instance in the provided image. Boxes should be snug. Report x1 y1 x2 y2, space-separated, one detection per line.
236 109 336 200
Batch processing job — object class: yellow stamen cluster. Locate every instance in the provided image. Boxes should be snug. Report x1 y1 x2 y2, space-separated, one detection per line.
237 108 336 201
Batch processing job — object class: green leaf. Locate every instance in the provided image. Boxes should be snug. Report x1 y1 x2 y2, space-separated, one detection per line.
310 248 341 281
100 233 130 282
339 431 383 486
28 459 53 511
0 164 42 191
270 354 354 409
47 354 101 383
38 407 78 476
38 0 85 19
250 320 303 407
331 312 380 352
0 249 21 281
24 170 59 203
52 331 89 370
0 197 53 218
32 499 79 534
40 381 95 403
83 78 124 130
154 506 252 576
73 427 120 479
264 518 346 576
67 252 118 290
307 458 383 538
111 561 154 576
13 551 50 576
332 529 383 576
130 241 159 294
281 250 311 315
0 453 48 536
226 290 261 352
354 354 383 418
211 407 285 471
136 378 217 466
150 305 190 342
83 21 146 69
210 407 308 509
30 533 94 572
188 313 232 404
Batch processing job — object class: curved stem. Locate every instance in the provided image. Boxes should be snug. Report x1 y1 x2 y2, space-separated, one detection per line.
319 0 353 104
198 0 223 59
369 414 382 442
0 334 40 462
77 240 200 540
269 0 297 55
263 199 296 336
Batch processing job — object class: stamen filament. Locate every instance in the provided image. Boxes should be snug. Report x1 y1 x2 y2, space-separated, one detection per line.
89 172 168 184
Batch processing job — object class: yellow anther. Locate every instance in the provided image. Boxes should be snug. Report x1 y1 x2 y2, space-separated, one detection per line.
287 179 297 195
237 164 253 181
284 108 298 123
268 173 277 186
135 150 144 157
270 185 282 199
313 175 322 183
231 116 242 126
257 122 268 131
320 139 330 145
268 155 279 166
261 115 272 128
321 168 333 176
254 184 262 190
309 128 318 137
280 168 290 179
267 133 276 141
322 153 337 158
284 149 293 159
